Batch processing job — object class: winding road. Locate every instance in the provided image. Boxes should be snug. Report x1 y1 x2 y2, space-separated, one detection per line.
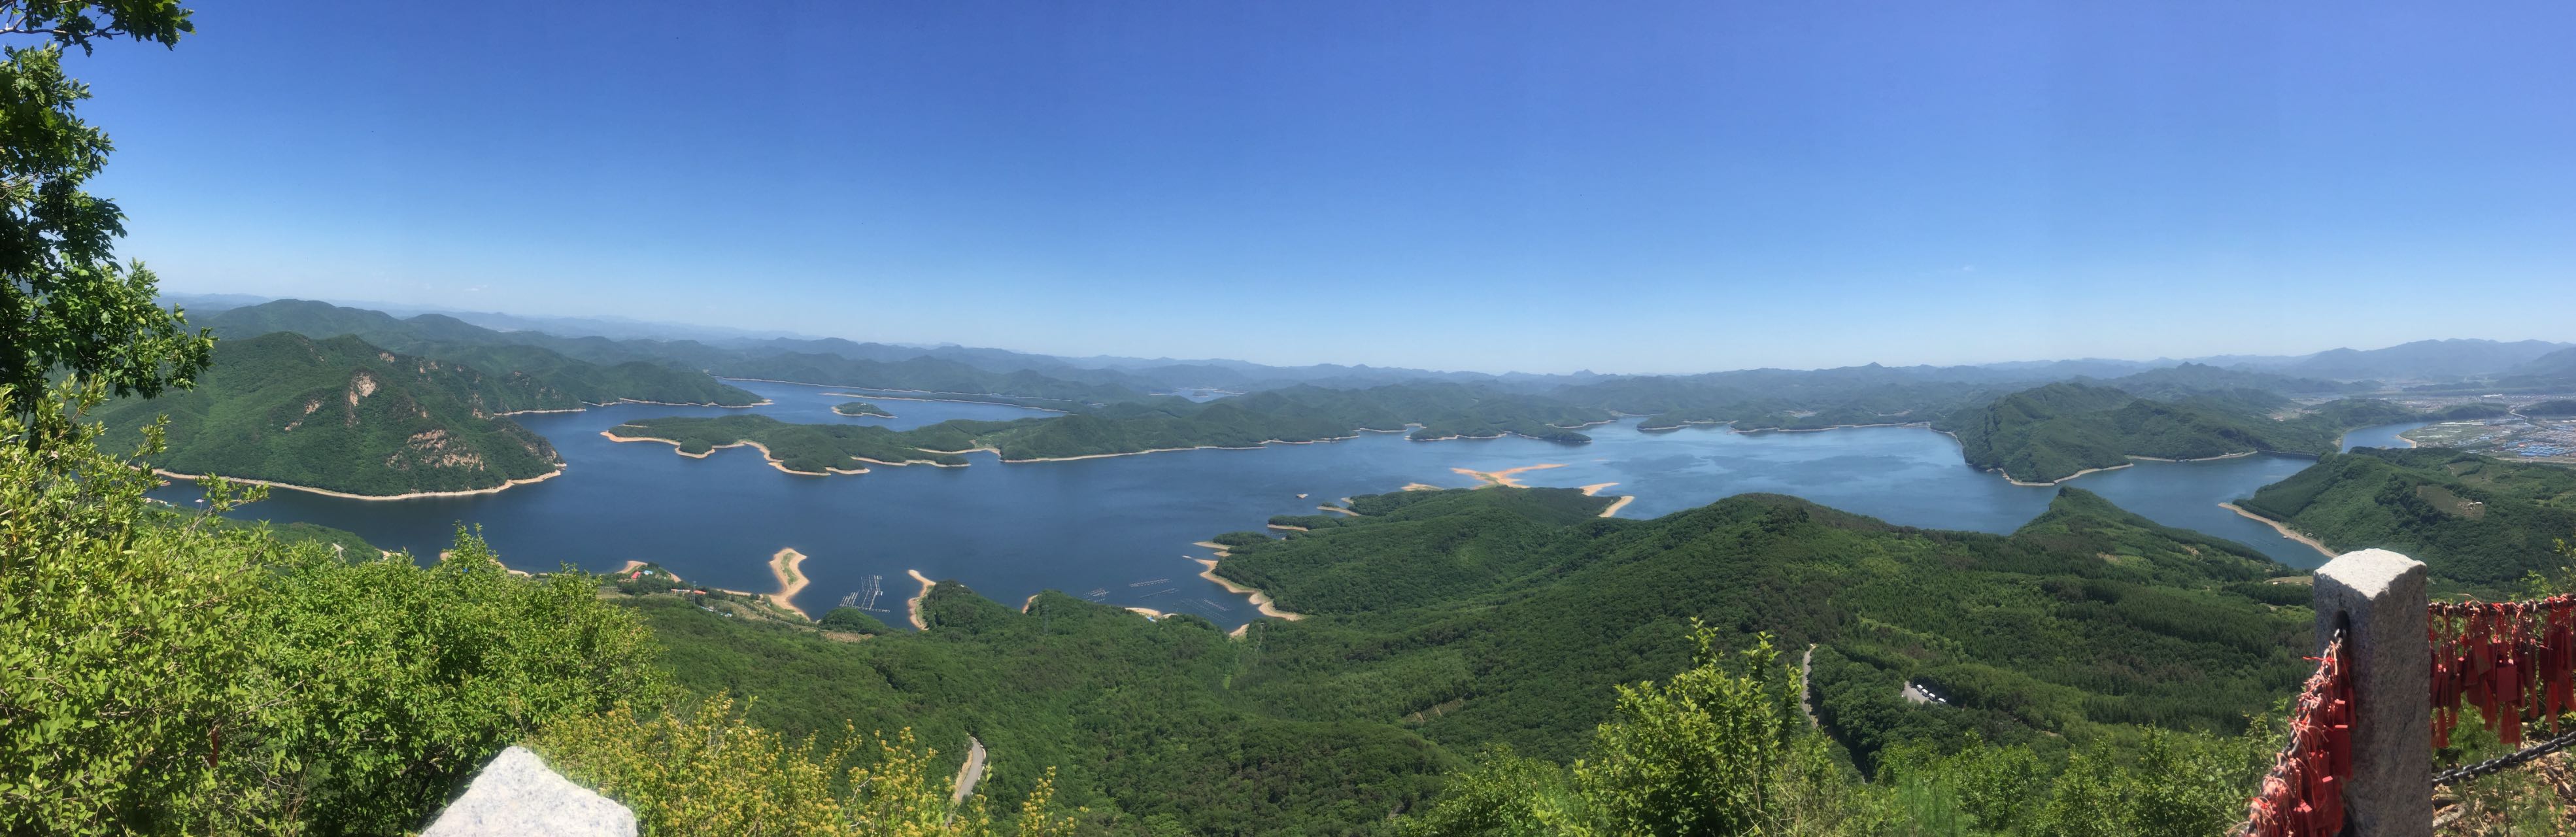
950 736 987 805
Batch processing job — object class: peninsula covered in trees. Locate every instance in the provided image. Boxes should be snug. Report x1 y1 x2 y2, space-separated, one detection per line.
92 332 567 497
2233 447 2576 590
1935 382 2420 484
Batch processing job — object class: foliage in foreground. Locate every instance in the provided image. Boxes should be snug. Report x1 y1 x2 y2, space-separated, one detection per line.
535 693 1077 837
0 382 664 834
1404 624 2272 837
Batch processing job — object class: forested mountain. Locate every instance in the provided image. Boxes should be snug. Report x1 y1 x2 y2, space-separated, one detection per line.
92 332 565 496
634 486 2307 832
1936 383 2417 484
609 383 1611 469
2233 449 2576 590
204 300 762 407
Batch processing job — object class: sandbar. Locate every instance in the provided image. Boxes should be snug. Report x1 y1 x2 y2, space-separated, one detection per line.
153 464 566 502
1990 462 2132 487
1195 558 1305 621
1452 463 1568 488
767 548 811 619
1319 504 1359 516
906 569 936 630
1125 607 1166 619
1599 496 1636 518
1401 483 1444 492
2218 503 2336 559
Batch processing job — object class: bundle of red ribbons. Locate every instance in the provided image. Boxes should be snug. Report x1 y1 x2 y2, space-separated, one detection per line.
2241 634 2353 836
2428 595 2576 749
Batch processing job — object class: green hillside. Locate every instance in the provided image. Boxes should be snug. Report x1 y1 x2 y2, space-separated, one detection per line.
205 300 760 407
631 487 2307 832
2234 448 2576 589
93 332 566 496
1937 382 2410 483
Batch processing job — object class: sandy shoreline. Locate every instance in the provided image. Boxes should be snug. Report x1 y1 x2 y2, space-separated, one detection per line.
2126 451 2256 463
767 548 811 619
2218 502 2337 559
1452 463 1567 488
600 430 874 476
153 464 567 502
1195 558 1306 621
1576 481 1638 517
906 569 935 630
1990 462 2133 487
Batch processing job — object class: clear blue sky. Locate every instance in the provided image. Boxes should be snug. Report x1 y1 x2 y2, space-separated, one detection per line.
74 1 2576 373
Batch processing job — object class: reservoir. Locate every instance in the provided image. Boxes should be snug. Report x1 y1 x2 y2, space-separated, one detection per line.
155 379 2348 628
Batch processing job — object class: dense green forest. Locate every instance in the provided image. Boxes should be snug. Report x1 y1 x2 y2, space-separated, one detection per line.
832 399 894 417
205 299 762 407
619 484 2316 833
90 332 566 496
1935 382 2418 483
2234 448 2576 589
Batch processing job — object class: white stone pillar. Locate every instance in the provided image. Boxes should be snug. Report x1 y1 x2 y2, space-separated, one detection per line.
2312 548 2431 836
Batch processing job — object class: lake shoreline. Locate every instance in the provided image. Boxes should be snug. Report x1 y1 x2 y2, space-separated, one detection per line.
906 569 935 630
2218 502 2337 559
768 547 811 619
1194 558 1305 621
599 431 849 476
153 464 567 502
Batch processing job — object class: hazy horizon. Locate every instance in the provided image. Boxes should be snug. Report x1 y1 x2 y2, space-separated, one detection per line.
174 290 2575 379
83 1 2576 373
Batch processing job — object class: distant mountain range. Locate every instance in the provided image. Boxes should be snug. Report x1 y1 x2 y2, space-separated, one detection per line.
124 295 2575 496
165 292 2570 390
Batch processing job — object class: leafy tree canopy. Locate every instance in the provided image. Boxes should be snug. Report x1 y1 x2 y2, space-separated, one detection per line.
0 0 209 417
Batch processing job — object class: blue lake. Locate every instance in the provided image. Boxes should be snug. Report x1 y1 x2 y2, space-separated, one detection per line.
156 380 2357 628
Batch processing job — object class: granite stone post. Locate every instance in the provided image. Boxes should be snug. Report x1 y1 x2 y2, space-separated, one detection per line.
2312 548 2431 836
421 746 636 837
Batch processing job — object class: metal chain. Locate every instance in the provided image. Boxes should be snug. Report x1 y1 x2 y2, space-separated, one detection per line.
2432 728 2576 787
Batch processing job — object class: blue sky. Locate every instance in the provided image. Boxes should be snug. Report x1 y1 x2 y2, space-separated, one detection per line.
74 1 2576 373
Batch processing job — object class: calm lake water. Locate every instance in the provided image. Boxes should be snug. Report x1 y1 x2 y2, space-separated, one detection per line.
154 381 2359 628
2341 421 2429 452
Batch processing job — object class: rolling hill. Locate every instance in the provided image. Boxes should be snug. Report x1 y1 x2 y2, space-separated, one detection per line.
2233 448 2576 589
93 332 566 496
204 300 762 407
628 487 2307 832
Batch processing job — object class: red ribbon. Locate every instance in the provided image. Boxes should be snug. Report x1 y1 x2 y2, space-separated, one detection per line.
2242 636 2354 836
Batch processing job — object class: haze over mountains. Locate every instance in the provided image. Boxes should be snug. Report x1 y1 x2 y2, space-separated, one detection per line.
169 293 2574 392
